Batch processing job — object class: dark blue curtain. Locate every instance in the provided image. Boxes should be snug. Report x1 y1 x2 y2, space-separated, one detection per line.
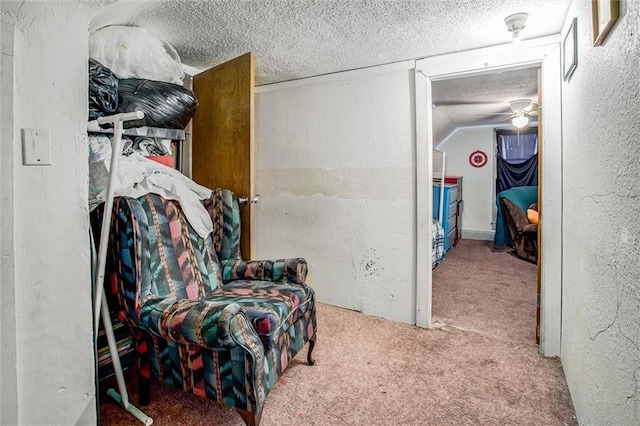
496 154 538 194
496 132 538 193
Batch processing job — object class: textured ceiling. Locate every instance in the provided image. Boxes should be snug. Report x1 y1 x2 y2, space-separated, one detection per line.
90 0 568 138
432 66 540 143
118 0 570 85
433 67 539 110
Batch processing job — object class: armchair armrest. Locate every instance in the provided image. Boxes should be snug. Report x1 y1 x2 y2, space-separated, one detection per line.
220 258 308 285
138 296 263 351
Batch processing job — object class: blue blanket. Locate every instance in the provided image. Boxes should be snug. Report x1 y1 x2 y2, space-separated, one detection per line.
494 186 538 247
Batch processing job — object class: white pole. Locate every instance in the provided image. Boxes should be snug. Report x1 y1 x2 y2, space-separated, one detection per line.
93 112 143 331
440 151 446 226
101 287 153 425
90 112 152 425
433 149 446 225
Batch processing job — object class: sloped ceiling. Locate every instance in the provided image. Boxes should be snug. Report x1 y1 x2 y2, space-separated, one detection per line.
90 0 566 135
432 66 540 145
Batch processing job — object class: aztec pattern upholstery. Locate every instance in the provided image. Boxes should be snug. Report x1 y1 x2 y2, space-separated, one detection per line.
108 190 316 424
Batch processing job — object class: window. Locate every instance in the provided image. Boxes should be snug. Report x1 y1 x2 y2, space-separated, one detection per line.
497 129 538 163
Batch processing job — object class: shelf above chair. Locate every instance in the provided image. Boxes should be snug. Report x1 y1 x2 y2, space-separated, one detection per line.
87 120 185 140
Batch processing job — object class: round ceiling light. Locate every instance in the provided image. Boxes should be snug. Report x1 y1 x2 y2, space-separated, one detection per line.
505 13 529 42
512 114 529 128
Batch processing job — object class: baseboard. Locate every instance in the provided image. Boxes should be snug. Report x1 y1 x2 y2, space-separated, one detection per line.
461 229 495 241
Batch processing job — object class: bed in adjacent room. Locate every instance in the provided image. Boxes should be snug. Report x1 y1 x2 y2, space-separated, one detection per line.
432 148 446 269
432 217 445 268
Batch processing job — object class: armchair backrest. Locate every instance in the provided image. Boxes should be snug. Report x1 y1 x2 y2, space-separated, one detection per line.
203 188 242 261
110 194 223 322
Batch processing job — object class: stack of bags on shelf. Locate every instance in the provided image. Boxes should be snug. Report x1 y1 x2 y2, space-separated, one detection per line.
87 25 213 239
87 25 198 174
88 25 198 130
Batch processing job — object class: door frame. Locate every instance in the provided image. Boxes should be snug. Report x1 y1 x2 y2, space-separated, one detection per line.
414 35 563 356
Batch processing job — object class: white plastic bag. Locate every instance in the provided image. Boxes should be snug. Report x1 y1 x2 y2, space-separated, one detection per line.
88 134 213 238
89 26 185 85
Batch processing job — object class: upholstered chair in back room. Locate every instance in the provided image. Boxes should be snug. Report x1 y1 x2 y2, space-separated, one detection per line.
500 197 538 263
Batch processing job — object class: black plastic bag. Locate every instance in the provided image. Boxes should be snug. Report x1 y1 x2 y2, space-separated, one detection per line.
88 59 118 121
116 78 198 129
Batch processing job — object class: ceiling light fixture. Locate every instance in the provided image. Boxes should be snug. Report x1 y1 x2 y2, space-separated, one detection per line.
512 113 529 128
504 12 528 42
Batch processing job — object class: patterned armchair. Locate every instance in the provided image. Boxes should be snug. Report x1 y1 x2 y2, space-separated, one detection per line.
107 188 316 425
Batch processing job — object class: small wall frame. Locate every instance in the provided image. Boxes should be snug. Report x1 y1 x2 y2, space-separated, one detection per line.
563 17 578 81
592 0 620 46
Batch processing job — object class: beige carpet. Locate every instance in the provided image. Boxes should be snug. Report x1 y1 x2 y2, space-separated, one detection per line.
100 239 576 425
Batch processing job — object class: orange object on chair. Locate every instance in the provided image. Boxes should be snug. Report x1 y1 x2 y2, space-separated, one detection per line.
145 156 174 168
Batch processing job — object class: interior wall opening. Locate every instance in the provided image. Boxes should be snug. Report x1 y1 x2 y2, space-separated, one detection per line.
429 66 542 344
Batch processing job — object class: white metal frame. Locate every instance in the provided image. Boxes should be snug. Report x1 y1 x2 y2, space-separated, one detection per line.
91 112 153 425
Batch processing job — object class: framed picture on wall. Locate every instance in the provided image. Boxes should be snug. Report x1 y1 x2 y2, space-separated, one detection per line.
592 0 620 46
563 17 578 81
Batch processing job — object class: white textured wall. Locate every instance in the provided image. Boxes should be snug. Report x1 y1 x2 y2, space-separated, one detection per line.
437 127 495 236
1 18 18 426
255 63 417 324
432 106 456 147
560 1 640 424
2 2 96 425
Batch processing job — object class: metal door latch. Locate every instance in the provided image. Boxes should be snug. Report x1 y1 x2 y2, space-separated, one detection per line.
238 195 260 205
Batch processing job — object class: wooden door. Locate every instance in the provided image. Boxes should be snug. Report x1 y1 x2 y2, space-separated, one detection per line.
536 69 542 345
192 52 255 258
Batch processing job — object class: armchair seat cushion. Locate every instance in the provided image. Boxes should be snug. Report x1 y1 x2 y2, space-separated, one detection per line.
208 281 314 350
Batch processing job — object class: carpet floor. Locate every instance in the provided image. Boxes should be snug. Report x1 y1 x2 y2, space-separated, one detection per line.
99 239 576 425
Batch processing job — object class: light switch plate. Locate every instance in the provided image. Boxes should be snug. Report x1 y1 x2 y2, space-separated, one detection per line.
22 128 52 165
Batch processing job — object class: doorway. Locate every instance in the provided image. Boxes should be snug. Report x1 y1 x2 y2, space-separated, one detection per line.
414 37 563 356
429 69 541 345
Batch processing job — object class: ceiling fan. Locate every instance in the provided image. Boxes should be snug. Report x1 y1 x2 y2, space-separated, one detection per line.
432 100 508 108
432 98 538 128
488 99 538 128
